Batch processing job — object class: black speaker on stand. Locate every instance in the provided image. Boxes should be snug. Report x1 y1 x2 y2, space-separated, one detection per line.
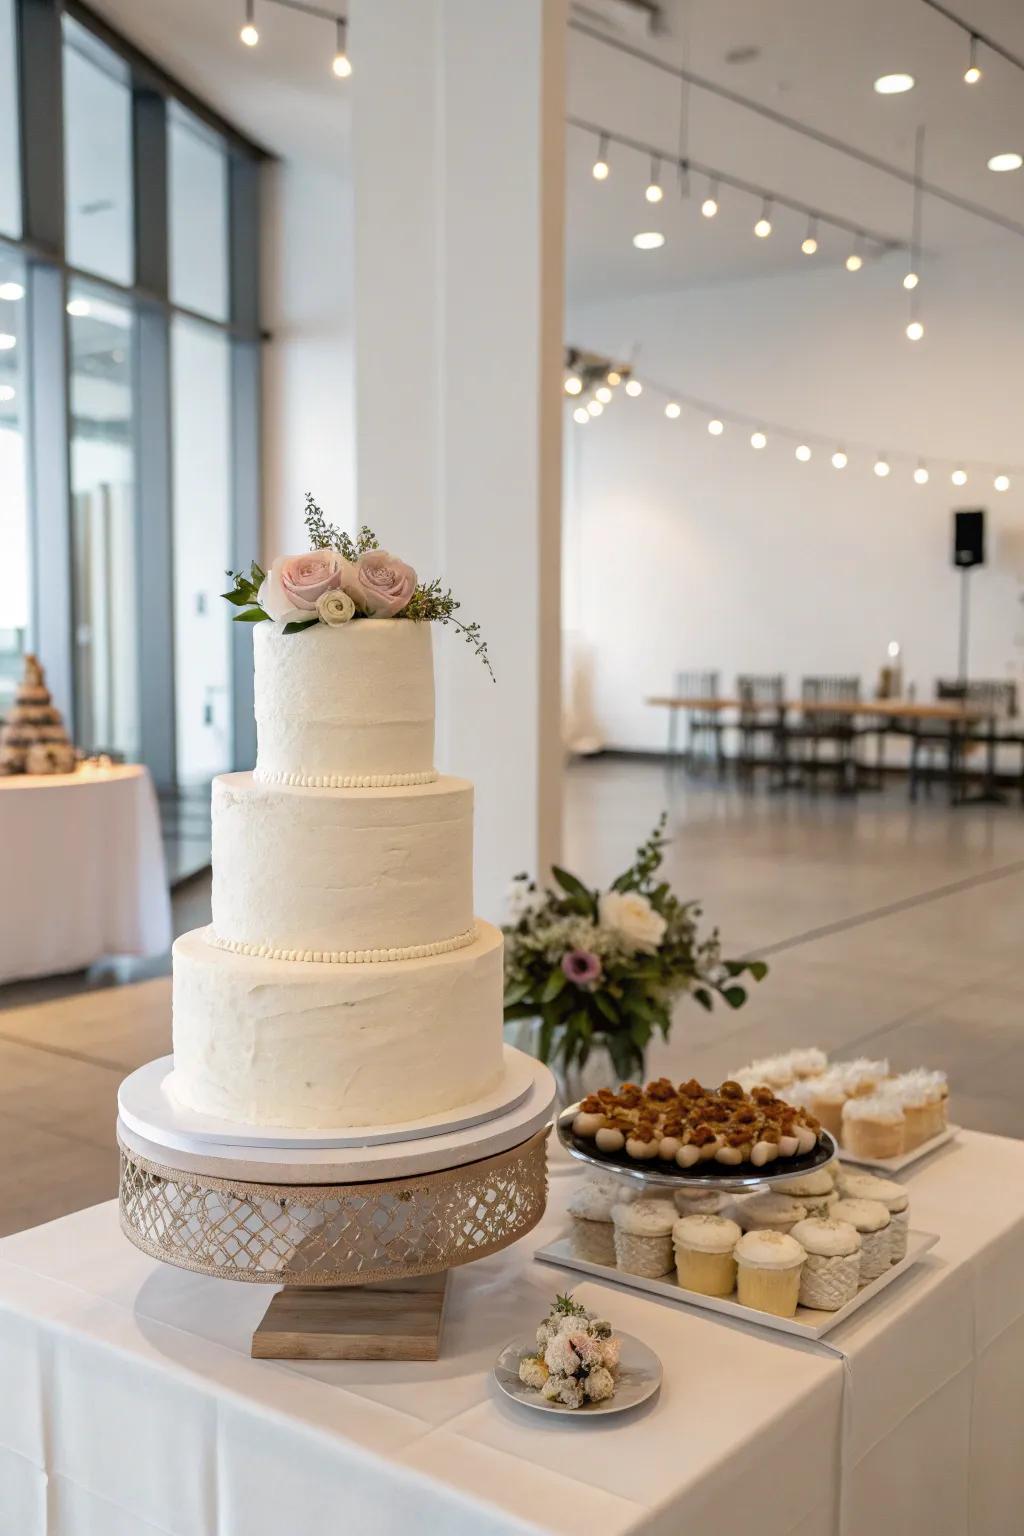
952 509 985 684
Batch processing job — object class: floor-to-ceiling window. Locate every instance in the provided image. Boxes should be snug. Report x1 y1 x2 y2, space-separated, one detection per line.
1 0 263 785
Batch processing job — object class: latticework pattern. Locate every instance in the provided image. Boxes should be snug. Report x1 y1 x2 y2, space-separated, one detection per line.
119 1130 549 1286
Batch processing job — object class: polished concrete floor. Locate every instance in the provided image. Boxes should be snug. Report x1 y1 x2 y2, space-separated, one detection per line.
1 757 1022 1237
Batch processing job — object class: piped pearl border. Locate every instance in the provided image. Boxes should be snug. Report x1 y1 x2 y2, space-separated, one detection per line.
253 768 439 789
211 925 477 965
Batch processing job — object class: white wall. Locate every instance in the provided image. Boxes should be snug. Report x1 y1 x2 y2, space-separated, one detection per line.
566 246 1024 751
260 159 355 558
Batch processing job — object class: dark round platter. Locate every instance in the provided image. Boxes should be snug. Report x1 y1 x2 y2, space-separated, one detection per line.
556 1104 838 1191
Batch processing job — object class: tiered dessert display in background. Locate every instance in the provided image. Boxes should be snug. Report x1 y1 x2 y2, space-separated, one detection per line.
0 654 77 775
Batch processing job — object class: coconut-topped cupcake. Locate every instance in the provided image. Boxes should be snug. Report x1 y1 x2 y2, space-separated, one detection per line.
841 1093 905 1160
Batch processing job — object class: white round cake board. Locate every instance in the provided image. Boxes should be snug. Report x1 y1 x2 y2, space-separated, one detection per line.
116 1049 557 1183
119 1044 536 1151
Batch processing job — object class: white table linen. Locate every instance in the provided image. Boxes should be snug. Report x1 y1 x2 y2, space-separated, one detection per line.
0 766 172 984
0 1128 1021 1536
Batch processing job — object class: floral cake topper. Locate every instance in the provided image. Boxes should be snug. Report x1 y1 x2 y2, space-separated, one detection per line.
223 494 492 677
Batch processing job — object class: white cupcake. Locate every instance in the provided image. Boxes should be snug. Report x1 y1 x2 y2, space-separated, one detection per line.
567 1175 634 1264
888 1070 948 1147
803 1070 849 1141
840 1058 890 1097
769 1168 838 1220
841 1094 905 1160
734 1230 806 1317
836 1172 910 1262
785 1047 829 1079
611 1198 676 1278
736 1192 808 1234
831 1197 892 1281
672 1214 742 1297
791 1218 862 1310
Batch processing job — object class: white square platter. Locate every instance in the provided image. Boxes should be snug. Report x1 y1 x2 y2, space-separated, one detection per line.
835 1124 959 1173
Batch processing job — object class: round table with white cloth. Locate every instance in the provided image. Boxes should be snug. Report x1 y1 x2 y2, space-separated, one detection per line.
0 764 172 985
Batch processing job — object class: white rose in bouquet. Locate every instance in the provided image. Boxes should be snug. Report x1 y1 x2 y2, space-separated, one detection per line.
316 588 356 626
598 890 667 954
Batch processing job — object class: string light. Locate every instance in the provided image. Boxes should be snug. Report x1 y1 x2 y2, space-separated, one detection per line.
332 18 351 76
587 399 604 417
701 180 719 218
874 456 891 477
707 418 724 435
952 467 968 485
592 133 610 180
964 35 982 85
606 370 621 386
573 406 589 425
240 0 259 46
995 474 1010 491
832 449 848 469
645 156 663 203
750 430 767 449
914 463 930 484
595 385 612 404
903 271 919 290
624 379 643 397
633 231 665 250
564 374 582 396
845 243 863 272
795 444 812 462
801 218 819 255
754 199 773 238
665 401 681 419
906 319 924 341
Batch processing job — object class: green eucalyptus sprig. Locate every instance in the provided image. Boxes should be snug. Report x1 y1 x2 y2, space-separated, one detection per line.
221 561 269 623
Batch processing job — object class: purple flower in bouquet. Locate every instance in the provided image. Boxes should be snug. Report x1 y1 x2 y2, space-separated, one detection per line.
561 949 602 987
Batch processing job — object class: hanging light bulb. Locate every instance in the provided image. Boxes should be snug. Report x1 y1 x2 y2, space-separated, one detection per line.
801 217 819 255
795 444 812 462
952 467 968 486
914 463 930 484
964 34 982 85
903 271 919 290
845 244 863 272
906 319 924 341
595 385 612 404
332 19 352 77
592 133 610 181
624 378 643 397
995 473 1010 491
874 456 891 477
645 156 663 204
831 449 848 469
665 401 681 419
754 199 773 238
587 399 604 417
701 180 719 218
240 0 259 46
750 430 767 449
573 406 590 425
633 231 666 250
707 418 725 435
606 370 621 387
564 374 583 396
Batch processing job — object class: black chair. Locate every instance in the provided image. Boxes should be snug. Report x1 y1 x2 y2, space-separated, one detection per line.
910 680 1018 802
669 670 725 778
736 674 786 785
785 676 864 792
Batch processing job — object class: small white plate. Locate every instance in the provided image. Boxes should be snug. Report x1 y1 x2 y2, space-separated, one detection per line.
494 1332 662 1416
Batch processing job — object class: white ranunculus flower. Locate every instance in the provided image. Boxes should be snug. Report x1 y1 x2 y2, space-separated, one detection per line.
598 889 667 953
316 588 356 626
505 877 546 924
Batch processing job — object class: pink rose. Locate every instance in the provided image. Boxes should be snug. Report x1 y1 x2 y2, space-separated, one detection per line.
259 551 354 622
349 551 418 617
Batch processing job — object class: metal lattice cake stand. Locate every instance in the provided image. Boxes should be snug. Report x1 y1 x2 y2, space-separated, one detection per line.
117 1047 556 1360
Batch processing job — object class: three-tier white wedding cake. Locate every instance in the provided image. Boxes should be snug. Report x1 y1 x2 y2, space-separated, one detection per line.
169 618 504 1129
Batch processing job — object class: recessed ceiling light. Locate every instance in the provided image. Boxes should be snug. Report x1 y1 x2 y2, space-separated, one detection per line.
987 152 1023 172
66 298 91 317
0 282 24 301
633 231 665 250
874 73 915 95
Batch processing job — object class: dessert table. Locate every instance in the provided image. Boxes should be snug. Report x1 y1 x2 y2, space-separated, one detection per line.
1 1128 1021 1535
0 765 172 985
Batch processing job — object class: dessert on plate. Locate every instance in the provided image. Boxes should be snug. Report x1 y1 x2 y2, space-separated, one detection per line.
518 1293 622 1409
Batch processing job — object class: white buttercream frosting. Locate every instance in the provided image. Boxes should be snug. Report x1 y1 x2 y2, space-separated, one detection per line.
831 1198 891 1233
567 1174 636 1222
769 1168 834 1198
672 1214 741 1254
253 619 435 784
737 1193 808 1231
611 1198 677 1236
734 1230 805 1269
169 922 504 1127
837 1172 909 1212
790 1217 861 1258
211 772 474 956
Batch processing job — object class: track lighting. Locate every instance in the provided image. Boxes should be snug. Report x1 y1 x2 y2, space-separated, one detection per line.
573 406 590 425
587 399 603 417
645 157 663 204
592 133 610 180
754 200 773 238
595 386 612 404
240 0 259 46
332 18 351 76
564 374 582 396
831 450 848 469
995 474 1010 491
665 402 681 419
707 418 724 436
624 379 642 397
750 431 767 449
701 181 719 218
873 457 891 477
952 468 968 486
914 464 929 484
964 35 982 84
801 218 819 255
606 371 621 387
903 271 919 290
906 319 924 341
845 248 863 272
795 444 812 462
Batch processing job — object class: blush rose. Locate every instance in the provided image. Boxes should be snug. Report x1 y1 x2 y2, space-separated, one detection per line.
348 551 418 617
259 551 353 622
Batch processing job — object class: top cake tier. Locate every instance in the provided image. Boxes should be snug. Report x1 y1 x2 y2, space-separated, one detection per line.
253 619 435 788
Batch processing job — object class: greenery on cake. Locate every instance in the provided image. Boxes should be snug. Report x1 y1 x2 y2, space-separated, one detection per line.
223 494 492 677
503 814 767 1083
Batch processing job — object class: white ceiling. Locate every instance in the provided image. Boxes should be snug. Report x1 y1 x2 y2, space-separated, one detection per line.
86 0 1024 302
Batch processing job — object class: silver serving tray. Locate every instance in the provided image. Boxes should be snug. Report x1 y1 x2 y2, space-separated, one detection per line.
557 1103 838 1192
535 1230 939 1341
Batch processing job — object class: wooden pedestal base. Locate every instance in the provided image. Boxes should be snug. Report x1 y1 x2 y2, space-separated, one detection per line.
251 1270 450 1361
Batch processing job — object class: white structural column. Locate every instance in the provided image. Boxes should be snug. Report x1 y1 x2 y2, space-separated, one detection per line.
350 0 566 921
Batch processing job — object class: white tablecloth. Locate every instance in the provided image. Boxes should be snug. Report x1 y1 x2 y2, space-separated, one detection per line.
0 1129 1022 1536
0 766 172 984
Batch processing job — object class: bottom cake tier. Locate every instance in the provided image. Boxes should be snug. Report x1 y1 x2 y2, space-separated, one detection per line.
169 920 505 1129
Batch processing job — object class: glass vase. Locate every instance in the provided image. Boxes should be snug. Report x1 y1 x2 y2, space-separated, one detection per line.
503 1017 646 1108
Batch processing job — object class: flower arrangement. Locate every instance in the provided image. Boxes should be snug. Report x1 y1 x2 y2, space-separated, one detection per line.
222 494 492 676
503 814 767 1085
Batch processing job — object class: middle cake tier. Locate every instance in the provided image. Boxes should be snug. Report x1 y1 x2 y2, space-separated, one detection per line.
211 771 475 959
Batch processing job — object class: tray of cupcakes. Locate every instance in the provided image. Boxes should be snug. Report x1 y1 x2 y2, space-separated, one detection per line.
559 1076 835 1190
536 1165 937 1341
731 1050 957 1172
